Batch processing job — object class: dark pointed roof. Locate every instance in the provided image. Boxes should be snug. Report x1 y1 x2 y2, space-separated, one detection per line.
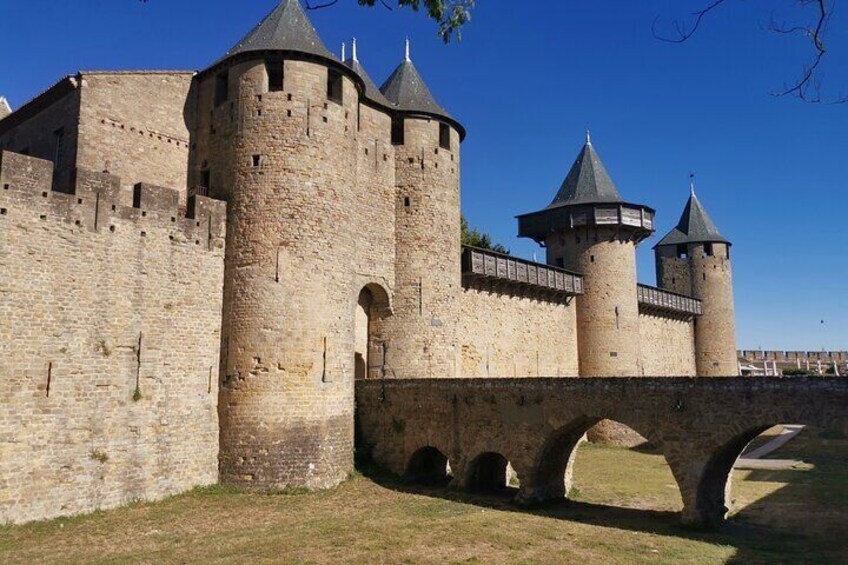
656 189 730 247
380 59 452 121
344 58 392 108
223 0 335 61
547 141 623 208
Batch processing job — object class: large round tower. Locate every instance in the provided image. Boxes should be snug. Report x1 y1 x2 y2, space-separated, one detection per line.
189 0 382 489
378 42 466 379
655 183 737 376
517 136 655 377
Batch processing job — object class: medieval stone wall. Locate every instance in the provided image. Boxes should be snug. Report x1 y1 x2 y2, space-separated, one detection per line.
0 151 226 525
382 118 462 379
638 313 697 376
547 230 640 376
194 57 391 490
0 78 81 193
457 286 578 378
77 72 194 205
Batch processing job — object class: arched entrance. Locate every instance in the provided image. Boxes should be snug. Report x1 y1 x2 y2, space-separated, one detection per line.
354 284 390 380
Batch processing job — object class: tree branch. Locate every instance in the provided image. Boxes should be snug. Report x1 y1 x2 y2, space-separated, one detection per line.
655 0 845 103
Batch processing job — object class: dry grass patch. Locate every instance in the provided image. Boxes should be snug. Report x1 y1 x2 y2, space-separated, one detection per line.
2 427 847 564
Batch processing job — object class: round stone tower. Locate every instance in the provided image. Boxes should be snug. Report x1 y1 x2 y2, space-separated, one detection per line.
189 0 379 489
517 135 655 377
378 41 466 379
655 183 737 376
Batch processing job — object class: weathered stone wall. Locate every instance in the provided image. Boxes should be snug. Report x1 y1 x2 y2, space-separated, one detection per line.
547 230 640 376
656 242 737 376
0 151 226 525
356 376 848 527
77 72 194 205
0 72 193 206
457 285 578 378
638 313 697 376
0 77 81 193
193 56 392 490
382 117 462 379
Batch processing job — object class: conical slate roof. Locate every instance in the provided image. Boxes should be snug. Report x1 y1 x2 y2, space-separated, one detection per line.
656 189 730 247
345 57 392 108
547 140 623 208
223 0 335 61
380 59 452 121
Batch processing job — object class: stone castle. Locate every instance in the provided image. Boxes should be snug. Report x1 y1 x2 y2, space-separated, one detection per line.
0 0 739 524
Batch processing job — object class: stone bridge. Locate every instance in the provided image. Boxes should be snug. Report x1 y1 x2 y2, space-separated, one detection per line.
355 377 848 527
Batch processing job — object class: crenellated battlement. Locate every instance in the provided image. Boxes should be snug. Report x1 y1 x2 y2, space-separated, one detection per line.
0 150 226 250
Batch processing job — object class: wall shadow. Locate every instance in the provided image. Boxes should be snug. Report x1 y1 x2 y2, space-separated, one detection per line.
356 427 848 564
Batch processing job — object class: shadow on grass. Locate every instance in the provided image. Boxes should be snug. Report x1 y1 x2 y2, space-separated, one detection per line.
355 461 839 564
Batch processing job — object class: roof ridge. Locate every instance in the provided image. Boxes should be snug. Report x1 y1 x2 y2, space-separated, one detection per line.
380 58 452 120
656 189 729 247
221 0 335 62
547 141 623 208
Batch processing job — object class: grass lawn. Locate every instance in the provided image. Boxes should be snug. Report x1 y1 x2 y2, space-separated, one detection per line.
2 426 846 564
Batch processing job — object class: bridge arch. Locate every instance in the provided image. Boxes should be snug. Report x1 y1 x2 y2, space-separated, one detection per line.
465 451 511 493
405 446 452 485
693 425 772 526
519 415 670 506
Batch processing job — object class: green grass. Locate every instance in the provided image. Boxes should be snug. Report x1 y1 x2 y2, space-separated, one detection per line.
2 426 847 564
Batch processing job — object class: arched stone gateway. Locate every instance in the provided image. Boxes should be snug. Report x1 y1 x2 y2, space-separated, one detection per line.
355 377 848 528
354 283 392 381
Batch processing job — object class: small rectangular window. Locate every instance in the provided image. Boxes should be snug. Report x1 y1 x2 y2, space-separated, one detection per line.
703 242 714 257
215 72 229 106
200 170 211 191
53 127 65 166
391 117 404 145
439 122 450 150
676 244 688 259
327 69 343 104
267 62 284 92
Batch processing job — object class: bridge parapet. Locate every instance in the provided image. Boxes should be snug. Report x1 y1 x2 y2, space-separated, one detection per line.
356 377 848 528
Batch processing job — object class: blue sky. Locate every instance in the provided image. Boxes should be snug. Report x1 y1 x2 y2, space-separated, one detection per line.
2 1 846 350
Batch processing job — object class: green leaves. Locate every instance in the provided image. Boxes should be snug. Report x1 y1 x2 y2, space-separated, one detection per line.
461 215 509 254
356 0 475 42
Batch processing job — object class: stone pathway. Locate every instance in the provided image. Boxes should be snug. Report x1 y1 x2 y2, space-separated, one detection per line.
734 425 807 470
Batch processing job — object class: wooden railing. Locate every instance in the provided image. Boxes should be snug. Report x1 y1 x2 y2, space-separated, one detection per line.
461 246 584 296
637 284 702 317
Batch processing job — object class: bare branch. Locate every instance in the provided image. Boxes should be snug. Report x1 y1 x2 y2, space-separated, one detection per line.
655 0 846 104
652 0 730 44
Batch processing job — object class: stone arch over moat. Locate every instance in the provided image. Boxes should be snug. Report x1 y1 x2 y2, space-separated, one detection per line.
355 377 848 527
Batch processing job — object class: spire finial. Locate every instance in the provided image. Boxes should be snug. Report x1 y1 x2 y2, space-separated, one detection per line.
352 37 358 62
586 129 591 145
405 37 411 62
341 42 346 62
689 172 696 196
